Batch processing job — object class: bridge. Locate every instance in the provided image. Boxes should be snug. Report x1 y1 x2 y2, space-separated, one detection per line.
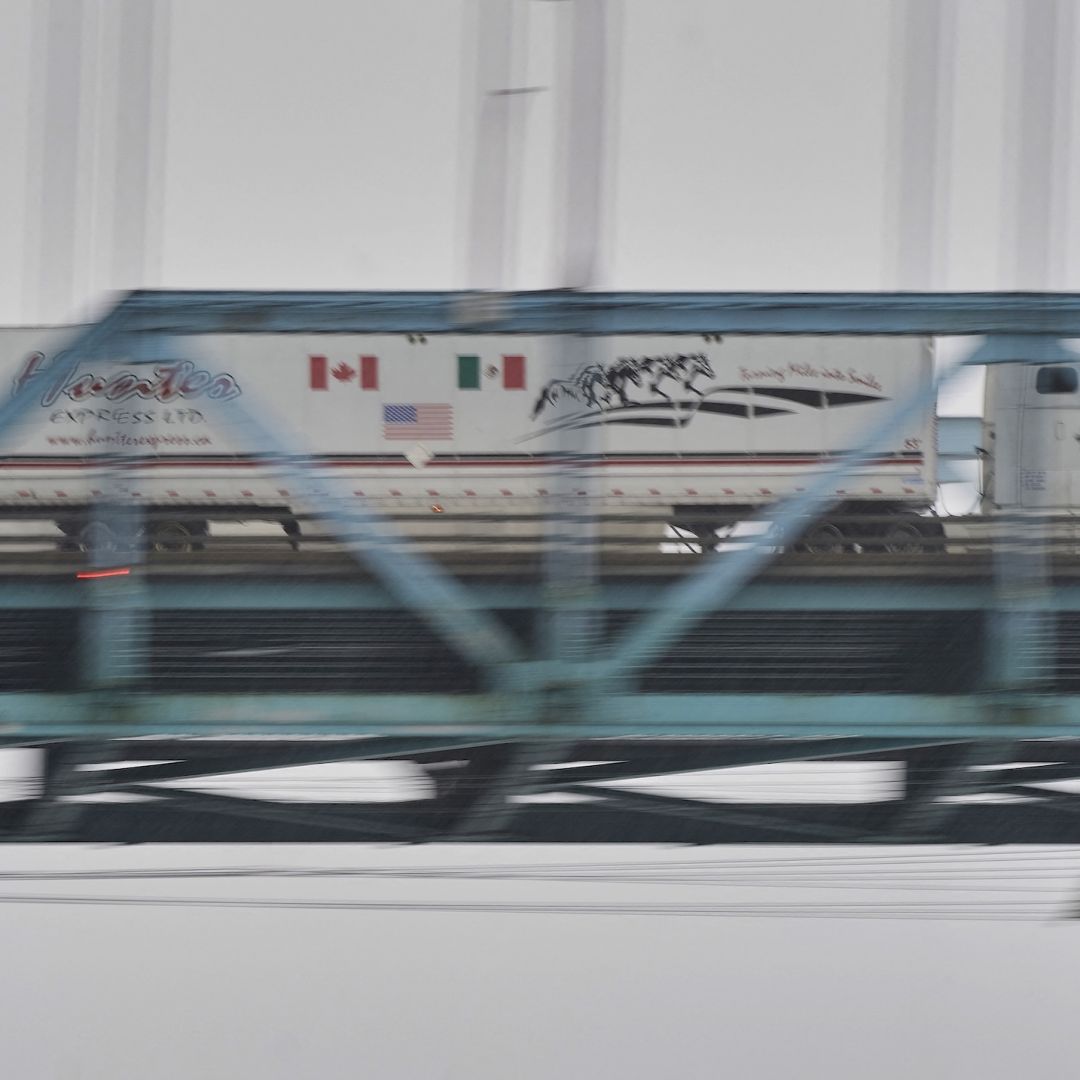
3 288 1080 846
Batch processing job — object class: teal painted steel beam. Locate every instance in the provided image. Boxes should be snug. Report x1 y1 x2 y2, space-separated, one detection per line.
11 577 1080 610
126 580 1080 611
112 289 1080 337
0 692 1077 738
598 366 952 681
962 335 1080 365
176 339 525 674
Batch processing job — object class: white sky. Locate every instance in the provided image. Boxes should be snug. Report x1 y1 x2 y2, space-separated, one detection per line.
1 0 1079 322
2 3 1080 1078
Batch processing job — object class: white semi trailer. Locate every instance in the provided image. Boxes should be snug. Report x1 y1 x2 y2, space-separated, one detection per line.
0 327 940 552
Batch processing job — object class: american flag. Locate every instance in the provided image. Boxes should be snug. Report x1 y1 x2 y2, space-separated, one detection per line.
382 403 454 440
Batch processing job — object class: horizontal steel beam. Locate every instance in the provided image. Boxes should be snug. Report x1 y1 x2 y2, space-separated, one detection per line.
9 796 1080 844
4 736 1079 844
0 578 1059 610
0 692 1077 737
109 289 1080 337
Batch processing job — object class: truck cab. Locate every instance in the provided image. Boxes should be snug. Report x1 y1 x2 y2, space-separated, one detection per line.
982 362 1080 512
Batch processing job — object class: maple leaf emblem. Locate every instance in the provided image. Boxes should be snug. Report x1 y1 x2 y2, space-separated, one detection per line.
331 362 355 382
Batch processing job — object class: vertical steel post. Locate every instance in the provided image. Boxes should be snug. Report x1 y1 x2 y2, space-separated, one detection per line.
540 0 610 716
80 332 153 700
987 505 1054 695
987 0 1074 708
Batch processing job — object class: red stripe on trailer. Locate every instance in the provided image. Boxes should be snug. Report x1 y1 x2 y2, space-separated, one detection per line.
309 355 328 390
360 355 378 390
0 455 927 470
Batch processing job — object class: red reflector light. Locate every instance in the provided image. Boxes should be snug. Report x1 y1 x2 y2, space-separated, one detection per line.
76 568 132 580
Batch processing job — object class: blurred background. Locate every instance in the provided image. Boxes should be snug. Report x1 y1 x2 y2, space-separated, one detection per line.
2 4 1080 1079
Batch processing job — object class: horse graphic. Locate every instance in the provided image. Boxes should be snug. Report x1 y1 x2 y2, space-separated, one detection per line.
530 351 716 419
600 356 647 406
530 357 646 418
640 352 715 401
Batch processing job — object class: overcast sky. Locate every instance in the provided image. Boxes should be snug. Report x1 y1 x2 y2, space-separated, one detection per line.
1 0 1079 324
2 3 1080 1078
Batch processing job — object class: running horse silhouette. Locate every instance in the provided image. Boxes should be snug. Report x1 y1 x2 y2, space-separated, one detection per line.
640 352 715 401
530 356 646 419
530 352 717 419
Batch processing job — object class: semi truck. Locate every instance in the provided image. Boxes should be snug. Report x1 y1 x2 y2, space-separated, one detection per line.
0 327 945 553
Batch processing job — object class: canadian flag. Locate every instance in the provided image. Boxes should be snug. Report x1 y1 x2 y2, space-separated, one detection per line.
309 355 378 390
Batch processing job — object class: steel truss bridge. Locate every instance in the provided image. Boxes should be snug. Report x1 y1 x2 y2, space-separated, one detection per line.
4 288 1080 846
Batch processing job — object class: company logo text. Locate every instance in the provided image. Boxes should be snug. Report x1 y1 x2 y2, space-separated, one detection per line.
15 353 242 406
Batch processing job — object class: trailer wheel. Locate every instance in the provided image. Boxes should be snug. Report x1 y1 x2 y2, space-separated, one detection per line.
795 522 847 555
882 521 926 555
151 521 198 555
77 521 116 555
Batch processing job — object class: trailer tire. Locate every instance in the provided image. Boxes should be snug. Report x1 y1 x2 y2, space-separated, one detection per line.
77 521 116 555
150 520 202 555
881 520 926 555
795 522 848 555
